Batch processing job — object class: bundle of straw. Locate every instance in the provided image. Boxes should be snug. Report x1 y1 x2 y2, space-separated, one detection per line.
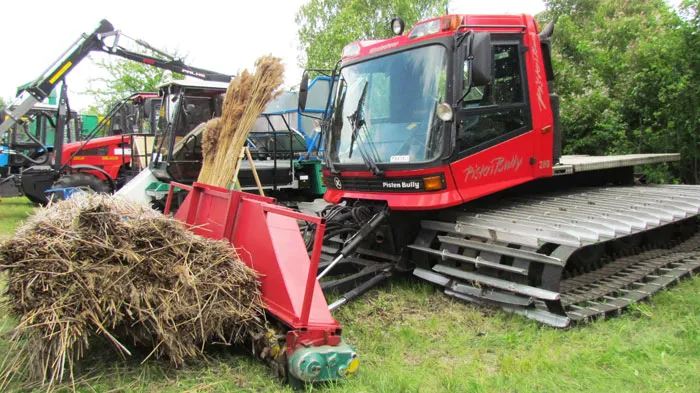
198 55 284 187
0 194 265 391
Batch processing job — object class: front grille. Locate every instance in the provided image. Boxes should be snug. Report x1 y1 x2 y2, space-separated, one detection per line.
324 174 444 193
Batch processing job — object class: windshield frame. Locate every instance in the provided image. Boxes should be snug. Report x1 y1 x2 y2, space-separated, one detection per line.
325 37 455 172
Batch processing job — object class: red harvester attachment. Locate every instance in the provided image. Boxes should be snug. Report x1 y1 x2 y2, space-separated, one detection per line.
165 182 358 384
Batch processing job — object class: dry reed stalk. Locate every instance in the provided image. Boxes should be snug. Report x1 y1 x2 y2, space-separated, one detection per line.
198 56 284 187
0 194 266 392
200 117 222 163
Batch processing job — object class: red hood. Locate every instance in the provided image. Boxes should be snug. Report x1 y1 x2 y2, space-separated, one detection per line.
62 134 131 154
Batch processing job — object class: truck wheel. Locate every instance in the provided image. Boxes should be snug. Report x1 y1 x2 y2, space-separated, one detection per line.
25 193 48 205
50 173 111 201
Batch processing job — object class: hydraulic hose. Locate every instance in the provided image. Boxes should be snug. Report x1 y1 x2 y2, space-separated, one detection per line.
317 209 389 280
14 122 50 165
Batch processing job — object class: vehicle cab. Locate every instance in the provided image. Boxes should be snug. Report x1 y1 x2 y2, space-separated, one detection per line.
149 80 228 183
313 14 557 210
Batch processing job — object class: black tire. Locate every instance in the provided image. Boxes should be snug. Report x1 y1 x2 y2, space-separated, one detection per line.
25 193 48 205
50 173 111 201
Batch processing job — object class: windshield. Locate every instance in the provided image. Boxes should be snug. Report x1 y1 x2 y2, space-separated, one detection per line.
153 95 216 165
328 45 447 166
10 110 80 146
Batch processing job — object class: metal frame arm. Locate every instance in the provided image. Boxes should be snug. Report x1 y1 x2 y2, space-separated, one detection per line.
107 47 232 82
0 19 232 136
0 20 112 135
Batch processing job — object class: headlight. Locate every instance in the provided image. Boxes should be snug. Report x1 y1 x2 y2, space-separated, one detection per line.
409 19 440 39
342 43 361 58
436 102 453 121
391 18 405 35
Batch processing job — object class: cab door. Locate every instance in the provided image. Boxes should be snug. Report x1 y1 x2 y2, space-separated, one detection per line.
449 35 536 202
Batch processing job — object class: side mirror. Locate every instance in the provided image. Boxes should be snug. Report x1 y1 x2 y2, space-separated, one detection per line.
470 32 492 86
298 72 309 111
143 99 153 117
539 21 554 40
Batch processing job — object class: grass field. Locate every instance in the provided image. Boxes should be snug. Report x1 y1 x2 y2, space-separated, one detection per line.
0 197 34 239
1 197 698 392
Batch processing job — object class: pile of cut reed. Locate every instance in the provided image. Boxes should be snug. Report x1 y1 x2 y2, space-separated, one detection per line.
0 194 265 391
198 55 284 187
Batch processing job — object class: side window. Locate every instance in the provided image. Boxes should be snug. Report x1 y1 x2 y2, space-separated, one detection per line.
458 43 529 153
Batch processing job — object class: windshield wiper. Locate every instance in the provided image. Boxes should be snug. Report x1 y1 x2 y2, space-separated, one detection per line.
355 123 384 176
348 81 368 159
347 81 383 176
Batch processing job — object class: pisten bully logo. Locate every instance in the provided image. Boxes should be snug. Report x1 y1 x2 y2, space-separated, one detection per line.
333 177 343 189
463 155 524 182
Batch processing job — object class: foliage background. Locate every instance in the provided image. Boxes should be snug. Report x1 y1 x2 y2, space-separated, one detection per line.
540 0 699 183
296 0 449 70
83 49 185 114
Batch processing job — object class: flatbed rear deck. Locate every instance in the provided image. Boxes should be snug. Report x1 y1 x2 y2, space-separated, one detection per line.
554 153 680 175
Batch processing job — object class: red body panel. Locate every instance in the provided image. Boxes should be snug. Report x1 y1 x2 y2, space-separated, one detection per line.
450 132 535 202
521 16 555 179
170 182 343 350
344 15 529 61
62 135 132 180
323 165 464 210
329 14 556 210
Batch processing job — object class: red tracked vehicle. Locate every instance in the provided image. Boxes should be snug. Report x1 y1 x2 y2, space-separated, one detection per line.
300 14 700 327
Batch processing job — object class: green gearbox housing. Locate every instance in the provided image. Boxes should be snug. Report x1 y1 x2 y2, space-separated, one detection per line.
288 340 358 384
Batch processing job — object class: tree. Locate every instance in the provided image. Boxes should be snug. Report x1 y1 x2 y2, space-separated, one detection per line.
84 51 185 114
540 0 700 183
296 0 448 70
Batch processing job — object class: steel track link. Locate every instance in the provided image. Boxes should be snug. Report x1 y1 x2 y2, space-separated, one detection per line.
555 231 700 323
411 185 700 327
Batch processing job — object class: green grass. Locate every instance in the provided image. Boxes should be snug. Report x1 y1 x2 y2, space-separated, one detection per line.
1 197 698 392
0 197 34 238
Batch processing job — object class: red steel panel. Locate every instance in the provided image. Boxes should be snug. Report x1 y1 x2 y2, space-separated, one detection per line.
232 199 338 329
172 183 341 343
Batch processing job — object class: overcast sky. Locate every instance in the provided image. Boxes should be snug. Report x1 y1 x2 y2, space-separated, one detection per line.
0 0 550 111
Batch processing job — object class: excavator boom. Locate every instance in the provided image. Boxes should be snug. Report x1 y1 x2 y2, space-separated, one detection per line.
0 19 231 136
